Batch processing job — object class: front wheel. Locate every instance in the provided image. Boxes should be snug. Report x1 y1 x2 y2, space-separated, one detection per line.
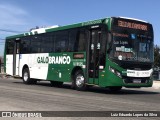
74 70 86 91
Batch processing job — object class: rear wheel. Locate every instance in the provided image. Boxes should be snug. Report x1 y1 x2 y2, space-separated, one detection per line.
74 70 86 91
22 68 32 84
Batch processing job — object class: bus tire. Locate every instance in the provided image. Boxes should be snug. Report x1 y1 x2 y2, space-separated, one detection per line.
74 70 86 91
50 81 63 87
22 68 32 84
108 86 122 92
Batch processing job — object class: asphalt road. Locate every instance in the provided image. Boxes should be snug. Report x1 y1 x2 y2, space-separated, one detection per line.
0 77 160 120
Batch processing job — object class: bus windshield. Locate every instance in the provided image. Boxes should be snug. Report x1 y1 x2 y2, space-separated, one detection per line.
110 18 154 63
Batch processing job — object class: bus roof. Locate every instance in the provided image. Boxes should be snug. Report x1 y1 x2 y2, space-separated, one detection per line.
6 17 109 39
6 16 151 40
118 16 148 23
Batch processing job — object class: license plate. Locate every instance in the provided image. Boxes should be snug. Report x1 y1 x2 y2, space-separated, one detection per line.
133 79 141 83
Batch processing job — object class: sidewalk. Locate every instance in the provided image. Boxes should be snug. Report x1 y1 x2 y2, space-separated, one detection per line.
152 80 160 89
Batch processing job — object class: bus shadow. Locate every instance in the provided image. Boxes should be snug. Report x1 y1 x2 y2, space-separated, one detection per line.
13 81 160 95
87 86 160 95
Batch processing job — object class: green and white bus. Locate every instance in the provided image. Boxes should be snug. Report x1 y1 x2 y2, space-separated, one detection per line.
4 17 154 91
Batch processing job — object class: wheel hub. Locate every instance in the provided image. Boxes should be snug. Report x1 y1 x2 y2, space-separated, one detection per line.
23 72 28 81
76 75 84 87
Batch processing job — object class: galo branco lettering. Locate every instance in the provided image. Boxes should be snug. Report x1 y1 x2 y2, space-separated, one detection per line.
37 56 71 64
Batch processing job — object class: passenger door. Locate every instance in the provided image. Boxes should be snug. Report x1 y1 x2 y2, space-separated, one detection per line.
88 29 101 84
13 39 20 76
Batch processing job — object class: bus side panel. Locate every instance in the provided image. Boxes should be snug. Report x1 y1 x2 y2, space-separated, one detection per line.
47 52 86 82
6 55 13 76
19 53 49 80
19 52 86 81
47 53 72 82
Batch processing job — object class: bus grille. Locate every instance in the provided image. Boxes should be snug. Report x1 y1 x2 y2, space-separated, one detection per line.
123 77 150 84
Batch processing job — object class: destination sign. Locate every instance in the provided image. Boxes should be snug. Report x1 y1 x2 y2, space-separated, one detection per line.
118 20 148 31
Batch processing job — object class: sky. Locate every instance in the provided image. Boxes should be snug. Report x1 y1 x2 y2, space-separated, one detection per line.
0 0 160 56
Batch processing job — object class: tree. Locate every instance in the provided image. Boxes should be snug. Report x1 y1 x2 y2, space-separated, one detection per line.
154 45 160 67
0 56 1 64
0 57 1 73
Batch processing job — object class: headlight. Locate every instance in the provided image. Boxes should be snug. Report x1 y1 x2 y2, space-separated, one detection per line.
115 71 121 78
109 66 122 78
109 67 115 73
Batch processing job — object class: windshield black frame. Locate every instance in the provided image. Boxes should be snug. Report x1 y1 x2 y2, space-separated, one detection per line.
110 18 154 63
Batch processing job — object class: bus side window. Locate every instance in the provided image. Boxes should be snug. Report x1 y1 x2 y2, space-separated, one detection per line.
6 39 14 54
77 29 86 51
55 31 68 52
68 29 77 52
21 37 31 54
30 36 41 53
68 28 87 52
41 33 54 53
